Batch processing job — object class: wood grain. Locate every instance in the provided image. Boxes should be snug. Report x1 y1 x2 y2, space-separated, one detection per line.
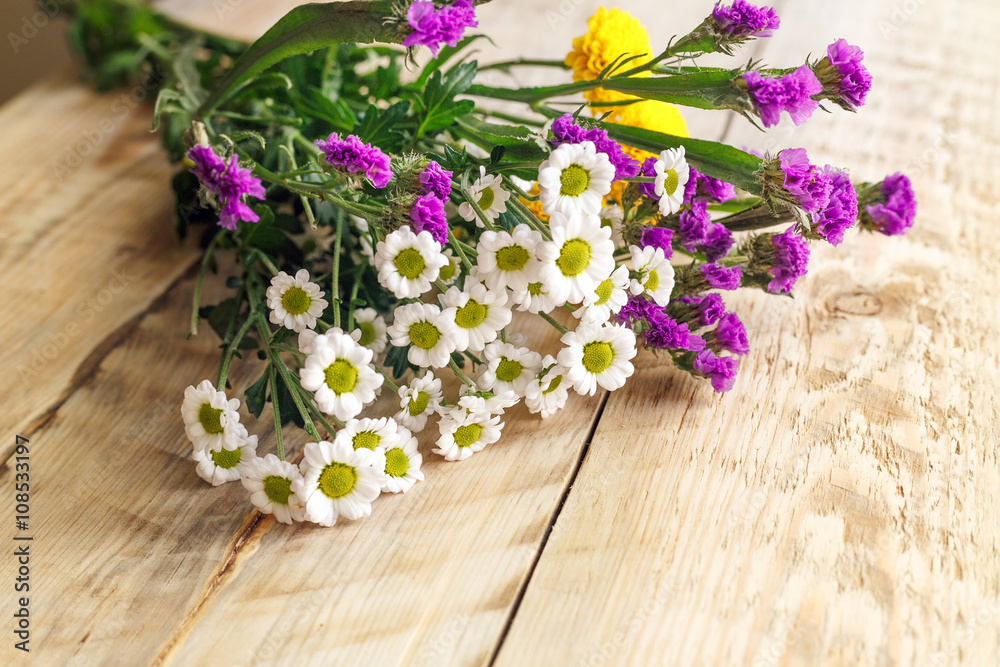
494 1 1000 665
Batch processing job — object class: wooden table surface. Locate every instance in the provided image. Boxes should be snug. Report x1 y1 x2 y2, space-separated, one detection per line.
2 0 998 665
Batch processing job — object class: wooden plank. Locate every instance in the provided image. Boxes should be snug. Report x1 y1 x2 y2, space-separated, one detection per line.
494 0 1000 665
0 71 200 448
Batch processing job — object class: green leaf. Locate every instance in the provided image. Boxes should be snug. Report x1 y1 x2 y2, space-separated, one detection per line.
602 70 748 112
412 34 493 89
198 1 399 114
453 116 548 162
207 298 240 341
417 62 478 136
152 89 186 132
245 371 269 418
290 88 357 133
384 343 417 380
602 123 763 194
356 101 411 152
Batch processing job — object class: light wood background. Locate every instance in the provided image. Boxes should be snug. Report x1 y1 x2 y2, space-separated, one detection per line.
2 0 998 665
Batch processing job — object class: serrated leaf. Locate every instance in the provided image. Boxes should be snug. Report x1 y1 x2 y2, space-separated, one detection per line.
355 101 410 152
152 88 185 132
417 62 478 136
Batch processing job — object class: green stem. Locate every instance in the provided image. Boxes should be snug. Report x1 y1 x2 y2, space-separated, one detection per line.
268 364 284 460
449 228 475 271
539 311 569 335
216 313 259 390
373 364 400 393
449 357 476 388
346 273 362 331
719 204 795 232
331 214 343 329
479 58 571 72
256 318 322 441
190 229 226 338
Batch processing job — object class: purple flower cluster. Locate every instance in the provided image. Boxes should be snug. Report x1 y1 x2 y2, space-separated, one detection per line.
678 199 709 248
702 223 734 263
812 166 858 246
639 157 659 198
315 133 393 188
765 228 810 293
701 263 743 291
639 227 674 259
419 160 453 200
693 349 739 392
779 148 832 213
402 0 478 57
188 146 266 230
550 114 640 180
709 312 749 356
866 173 917 236
711 0 780 38
743 66 821 128
618 296 705 353
677 293 726 326
676 168 736 261
684 168 736 205
410 193 448 245
825 39 872 109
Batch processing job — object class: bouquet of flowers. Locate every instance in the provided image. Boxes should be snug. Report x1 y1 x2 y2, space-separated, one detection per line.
67 0 916 527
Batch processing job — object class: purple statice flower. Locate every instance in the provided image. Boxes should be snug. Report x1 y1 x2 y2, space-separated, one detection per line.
639 157 659 199
675 294 727 327
684 168 736 205
701 263 743 291
419 160 453 200
709 312 749 356
779 148 832 213
315 132 392 189
702 223 733 262
402 0 478 57
646 313 706 352
711 0 780 37
866 173 917 236
812 166 858 246
693 349 739 392
550 114 639 180
639 227 674 259
679 199 710 250
617 294 660 326
188 145 266 230
743 66 822 128
825 39 872 109
765 228 810 293
410 193 448 246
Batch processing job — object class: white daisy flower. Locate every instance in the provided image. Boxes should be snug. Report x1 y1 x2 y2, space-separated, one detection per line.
654 147 690 216
558 322 637 396
475 224 543 293
537 141 615 217
433 405 503 462
240 453 307 524
599 204 625 247
482 389 520 416
439 278 512 353
395 371 444 433
574 265 630 325
524 355 570 419
387 303 458 368
299 330 383 421
477 341 543 396
336 416 400 454
294 440 385 526
181 380 242 452
375 226 447 299
458 165 510 226
298 329 319 355
381 425 424 493
628 245 675 307
509 281 559 315
352 307 388 355
266 269 329 333
192 423 258 486
536 211 615 306
438 247 461 286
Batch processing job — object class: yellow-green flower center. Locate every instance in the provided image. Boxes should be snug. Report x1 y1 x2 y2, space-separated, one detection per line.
645 269 659 293
582 341 614 374
560 164 591 197
495 245 530 272
408 391 430 416
557 238 591 277
477 186 495 211
318 462 357 499
453 423 483 448
357 321 376 346
352 431 381 450
593 277 614 306
542 374 563 395
262 475 293 504
324 359 358 395
409 321 441 350
455 300 487 329
281 286 312 315
527 282 544 296
210 446 241 469
496 357 523 383
439 258 456 282
384 448 410 477
393 247 426 280
198 403 224 434
662 168 679 196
